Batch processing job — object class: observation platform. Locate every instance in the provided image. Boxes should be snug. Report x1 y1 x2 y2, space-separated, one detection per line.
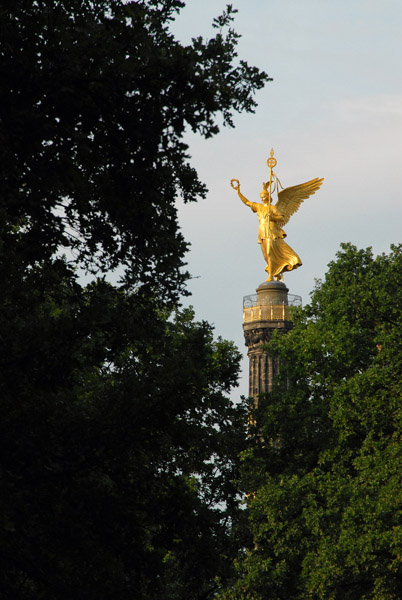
243 284 301 324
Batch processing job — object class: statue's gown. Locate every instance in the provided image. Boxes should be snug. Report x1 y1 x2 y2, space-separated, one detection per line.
251 202 302 278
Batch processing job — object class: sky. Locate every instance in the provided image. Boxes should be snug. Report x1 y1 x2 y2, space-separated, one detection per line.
170 0 402 398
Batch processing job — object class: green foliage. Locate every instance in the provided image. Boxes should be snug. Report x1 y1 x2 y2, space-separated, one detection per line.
0 0 268 299
0 1 269 598
0 264 246 598
220 243 402 600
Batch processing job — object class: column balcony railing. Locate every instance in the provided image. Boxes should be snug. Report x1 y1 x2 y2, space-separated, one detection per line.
243 293 302 323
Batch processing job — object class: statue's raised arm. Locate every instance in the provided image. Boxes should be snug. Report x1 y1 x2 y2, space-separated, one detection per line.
230 149 324 282
230 178 254 209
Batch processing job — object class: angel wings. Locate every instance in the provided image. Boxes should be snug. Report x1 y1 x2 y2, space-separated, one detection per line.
273 177 324 227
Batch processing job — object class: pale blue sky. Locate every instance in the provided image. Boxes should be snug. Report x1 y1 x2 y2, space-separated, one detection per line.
171 0 402 397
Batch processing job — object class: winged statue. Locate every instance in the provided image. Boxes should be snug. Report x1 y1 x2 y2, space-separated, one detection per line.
231 150 323 281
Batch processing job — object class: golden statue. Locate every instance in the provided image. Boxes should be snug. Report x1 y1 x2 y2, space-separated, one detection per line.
231 149 323 281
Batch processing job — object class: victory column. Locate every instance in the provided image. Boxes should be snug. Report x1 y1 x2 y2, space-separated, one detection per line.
231 150 323 399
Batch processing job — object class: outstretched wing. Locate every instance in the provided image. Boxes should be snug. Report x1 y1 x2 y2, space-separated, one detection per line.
275 177 324 227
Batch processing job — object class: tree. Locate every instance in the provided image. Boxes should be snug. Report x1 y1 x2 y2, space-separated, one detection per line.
220 243 402 600
1 0 267 300
0 1 269 598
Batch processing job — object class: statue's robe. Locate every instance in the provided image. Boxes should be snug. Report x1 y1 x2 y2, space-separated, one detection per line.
251 202 302 278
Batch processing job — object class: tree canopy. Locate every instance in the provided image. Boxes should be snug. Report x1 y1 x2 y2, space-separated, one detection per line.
1 0 267 299
0 1 269 598
220 243 402 600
